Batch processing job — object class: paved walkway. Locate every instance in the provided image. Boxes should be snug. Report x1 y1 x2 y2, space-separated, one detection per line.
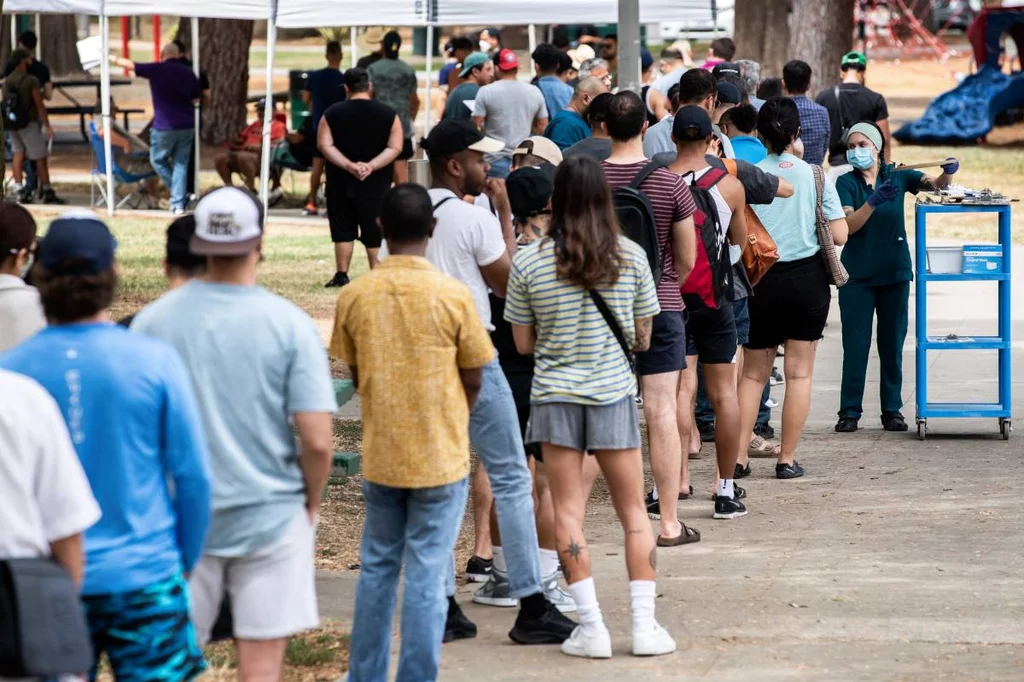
317 244 1024 680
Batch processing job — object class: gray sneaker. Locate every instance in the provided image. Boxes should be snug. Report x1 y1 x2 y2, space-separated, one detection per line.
472 569 518 607
542 571 577 613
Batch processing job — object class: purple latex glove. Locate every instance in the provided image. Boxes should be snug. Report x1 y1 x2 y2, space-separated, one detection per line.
867 179 900 208
941 157 960 175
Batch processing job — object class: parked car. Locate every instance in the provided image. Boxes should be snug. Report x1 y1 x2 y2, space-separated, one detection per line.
930 0 980 33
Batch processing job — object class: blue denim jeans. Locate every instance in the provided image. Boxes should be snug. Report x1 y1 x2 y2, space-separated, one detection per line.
446 360 541 599
487 156 512 179
348 478 468 682
149 128 195 210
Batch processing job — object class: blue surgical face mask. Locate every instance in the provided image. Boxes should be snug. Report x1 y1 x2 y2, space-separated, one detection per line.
847 147 875 170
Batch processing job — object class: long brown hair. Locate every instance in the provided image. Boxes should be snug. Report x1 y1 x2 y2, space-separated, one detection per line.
548 156 623 289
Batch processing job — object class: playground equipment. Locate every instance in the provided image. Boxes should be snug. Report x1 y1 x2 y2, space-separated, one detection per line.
895 5 1024 144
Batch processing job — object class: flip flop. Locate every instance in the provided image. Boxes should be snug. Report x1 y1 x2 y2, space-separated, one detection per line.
679 485 694 500
688 442 703 460
657 524 702 546
748 435 781 459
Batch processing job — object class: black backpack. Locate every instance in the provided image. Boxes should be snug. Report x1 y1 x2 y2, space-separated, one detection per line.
2 78 30 131
613 160 667 284
679 166 731 310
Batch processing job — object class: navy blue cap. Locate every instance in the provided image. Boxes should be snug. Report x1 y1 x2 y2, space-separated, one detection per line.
717 80 743 105
39 211 117 274
640 48 654 73
672 105 713 141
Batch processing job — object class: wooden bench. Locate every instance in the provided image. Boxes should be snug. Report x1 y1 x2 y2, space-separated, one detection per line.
47 105 94 142
331 378 361 478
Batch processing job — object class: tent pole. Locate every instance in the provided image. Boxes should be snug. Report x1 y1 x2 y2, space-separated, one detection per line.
711 0 719 39
424 23 434 136
528 24 537 79
100 13 115 217
259 14 277 213
351 27 358 68
618 0 641 94
34 15 41 59
191 16 201 203
10 15 16 50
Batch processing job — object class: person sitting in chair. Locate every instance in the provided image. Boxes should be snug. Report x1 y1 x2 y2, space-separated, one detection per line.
214 99 287 193
92 105 161 201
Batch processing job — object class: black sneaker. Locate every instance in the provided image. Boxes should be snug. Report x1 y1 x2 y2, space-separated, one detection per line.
508 598 576 645
734 462 751 479
698 421 716 443
645 490 661 520
835 417 859 433
465 555 493 583
41 189 66 205
776 461 805 480
881 412 909 432
754 422 775 439
712 484 746 501
444 598 477 643
324 272 350 288
713 496 748 520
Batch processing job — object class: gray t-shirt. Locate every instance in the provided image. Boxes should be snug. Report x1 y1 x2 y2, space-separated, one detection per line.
472 79 547 161
644 115 734 160
368 57 418 139
563 136 612 161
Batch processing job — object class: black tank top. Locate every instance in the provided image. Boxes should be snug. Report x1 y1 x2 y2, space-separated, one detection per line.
641 86 659 127
322 98 397 192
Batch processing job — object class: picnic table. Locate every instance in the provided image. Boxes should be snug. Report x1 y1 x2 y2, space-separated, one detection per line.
51 76 139 141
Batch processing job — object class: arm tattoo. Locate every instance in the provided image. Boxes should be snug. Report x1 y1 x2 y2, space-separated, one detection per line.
634 317 653 351
918 178 937 192
649 548 657 571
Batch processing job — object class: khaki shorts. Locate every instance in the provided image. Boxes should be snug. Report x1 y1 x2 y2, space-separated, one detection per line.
8 120 48 161
189 509 319 643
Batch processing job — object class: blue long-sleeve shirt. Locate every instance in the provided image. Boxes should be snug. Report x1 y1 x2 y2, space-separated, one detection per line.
0 323 211 596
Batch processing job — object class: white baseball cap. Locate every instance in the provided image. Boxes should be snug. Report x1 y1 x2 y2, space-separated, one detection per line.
191 187 264 256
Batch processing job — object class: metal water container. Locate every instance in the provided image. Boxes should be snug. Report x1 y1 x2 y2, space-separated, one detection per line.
409 159 432 189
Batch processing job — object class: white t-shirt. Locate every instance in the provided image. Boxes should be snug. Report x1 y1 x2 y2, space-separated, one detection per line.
0 369 101 560
683 166 741 264
0 274 46 353
472 79 547 160
380 188 507 331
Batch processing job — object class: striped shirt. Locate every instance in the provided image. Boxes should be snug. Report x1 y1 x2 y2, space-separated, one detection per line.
504 236 661 406
602 161 697 312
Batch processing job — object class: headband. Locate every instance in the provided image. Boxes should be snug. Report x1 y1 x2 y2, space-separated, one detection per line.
846 122 883 152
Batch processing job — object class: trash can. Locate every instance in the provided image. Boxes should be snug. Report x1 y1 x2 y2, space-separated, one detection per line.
289 69 309 131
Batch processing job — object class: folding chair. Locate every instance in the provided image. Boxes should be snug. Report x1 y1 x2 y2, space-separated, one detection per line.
88 122 158 210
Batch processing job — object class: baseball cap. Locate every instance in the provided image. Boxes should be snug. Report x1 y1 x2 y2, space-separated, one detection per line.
507 164 556 219
717 81 743 105
459 52 491 78
496 48 519 72
842 51 867 68
39 210 117 275
512 136 563 166
640 48 654 73
421 119 504 157
191 187 264 256
672 105 713 142
712 61 741 78
567 44 596 70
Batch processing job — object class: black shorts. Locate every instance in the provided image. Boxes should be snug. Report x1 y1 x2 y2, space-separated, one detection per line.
746 255 831 350
398 138 415 161
505 372 542 461
685 299 738 364
635 310 687 376
325 179 385 248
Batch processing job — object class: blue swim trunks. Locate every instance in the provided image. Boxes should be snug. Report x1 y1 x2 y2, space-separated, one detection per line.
83 573 206 682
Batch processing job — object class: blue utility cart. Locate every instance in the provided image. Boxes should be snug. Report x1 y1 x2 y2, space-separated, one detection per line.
914 202 1012 440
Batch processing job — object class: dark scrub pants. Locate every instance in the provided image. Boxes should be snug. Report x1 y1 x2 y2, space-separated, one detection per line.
835 166 923 420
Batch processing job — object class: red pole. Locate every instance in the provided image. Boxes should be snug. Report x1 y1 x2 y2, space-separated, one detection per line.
120 17 130 75
153 15 161 61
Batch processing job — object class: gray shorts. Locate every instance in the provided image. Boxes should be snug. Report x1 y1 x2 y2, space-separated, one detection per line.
8 121 47 161
526 395 641 453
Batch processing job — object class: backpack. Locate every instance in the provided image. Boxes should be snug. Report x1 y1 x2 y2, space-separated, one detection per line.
2 76 31 131
679 166 731 310
613 160 667 284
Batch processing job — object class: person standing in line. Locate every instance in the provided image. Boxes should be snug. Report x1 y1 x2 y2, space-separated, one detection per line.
479 27 503 57
5 49 62 205
651 48 688 98
3 31 52 201
600 33 619 78
702 37 736 71
472 50 549 179
0 203 45 352
112 44 201 214
443 52 494 122
741 98 849 481
783 60 831 167
601 92 699 545
734 59 764 110
172 38 211 200
640 49 671 125
319 68 404 288
815 52 890 180
302 40 346 216
563 91 613 161
379 120 577 645
0 211 212 682
131 188 338 679
334 184 495 682
439 37 475 92
544 77 608 150
533 43 574 120
355 28 385 70
368 31 420 185
718 104 768 164
644 68 734 161
834 122 957 434
505 156 675 659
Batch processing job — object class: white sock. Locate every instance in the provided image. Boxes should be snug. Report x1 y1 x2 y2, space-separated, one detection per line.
539 548 560 577
717 479 735 500
492 546 507 573
568 577 605 634
651 485 659 501
630 580 657 633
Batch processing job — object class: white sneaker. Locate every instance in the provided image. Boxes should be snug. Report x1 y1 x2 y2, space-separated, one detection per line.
561 625 612 659
632 623 676 657
542 571 577 613
765 397 780 409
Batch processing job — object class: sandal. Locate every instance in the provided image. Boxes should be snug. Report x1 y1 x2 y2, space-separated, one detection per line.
748 435 780 458
881 412 909 432
679 485 694 500
657 523 702 546
835 417 859 433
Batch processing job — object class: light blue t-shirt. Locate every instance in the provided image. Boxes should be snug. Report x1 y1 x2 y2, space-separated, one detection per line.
752 153 846 262
0 323 211 596
536 75 573 120
730 135 768 165
544 109 590 150
643 115 734 160
132 281 338 557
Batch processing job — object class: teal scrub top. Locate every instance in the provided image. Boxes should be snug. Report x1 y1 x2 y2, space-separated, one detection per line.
836 167 924 286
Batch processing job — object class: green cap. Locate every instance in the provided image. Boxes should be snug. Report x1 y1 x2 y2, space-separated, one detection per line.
841 51 867 69
459 52 491 78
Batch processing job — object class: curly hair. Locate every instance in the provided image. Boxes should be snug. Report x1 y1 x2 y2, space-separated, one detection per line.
32 261 117 324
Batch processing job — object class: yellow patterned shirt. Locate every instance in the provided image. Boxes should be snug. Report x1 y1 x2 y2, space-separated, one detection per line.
329 255 495 488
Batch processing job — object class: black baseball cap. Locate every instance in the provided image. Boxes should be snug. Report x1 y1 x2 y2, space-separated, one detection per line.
507 164 556 218
421 119 503 157
672 105 713 141
717 81 743 105
39 211 117 275
712 61 741 78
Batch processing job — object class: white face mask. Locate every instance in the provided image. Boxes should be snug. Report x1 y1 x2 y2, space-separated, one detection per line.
13 249 33 279
479 40 491 52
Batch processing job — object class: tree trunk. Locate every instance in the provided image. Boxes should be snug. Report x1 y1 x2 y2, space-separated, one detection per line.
39 15 84 76
734 0 768 66
788 0 855 93
761 0 792 78
176 17 254 145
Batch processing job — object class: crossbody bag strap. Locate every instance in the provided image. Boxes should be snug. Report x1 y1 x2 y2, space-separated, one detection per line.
433 196 457 212
588 290 634 366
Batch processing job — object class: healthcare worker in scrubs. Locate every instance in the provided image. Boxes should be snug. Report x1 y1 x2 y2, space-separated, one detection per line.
834 121 958 433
